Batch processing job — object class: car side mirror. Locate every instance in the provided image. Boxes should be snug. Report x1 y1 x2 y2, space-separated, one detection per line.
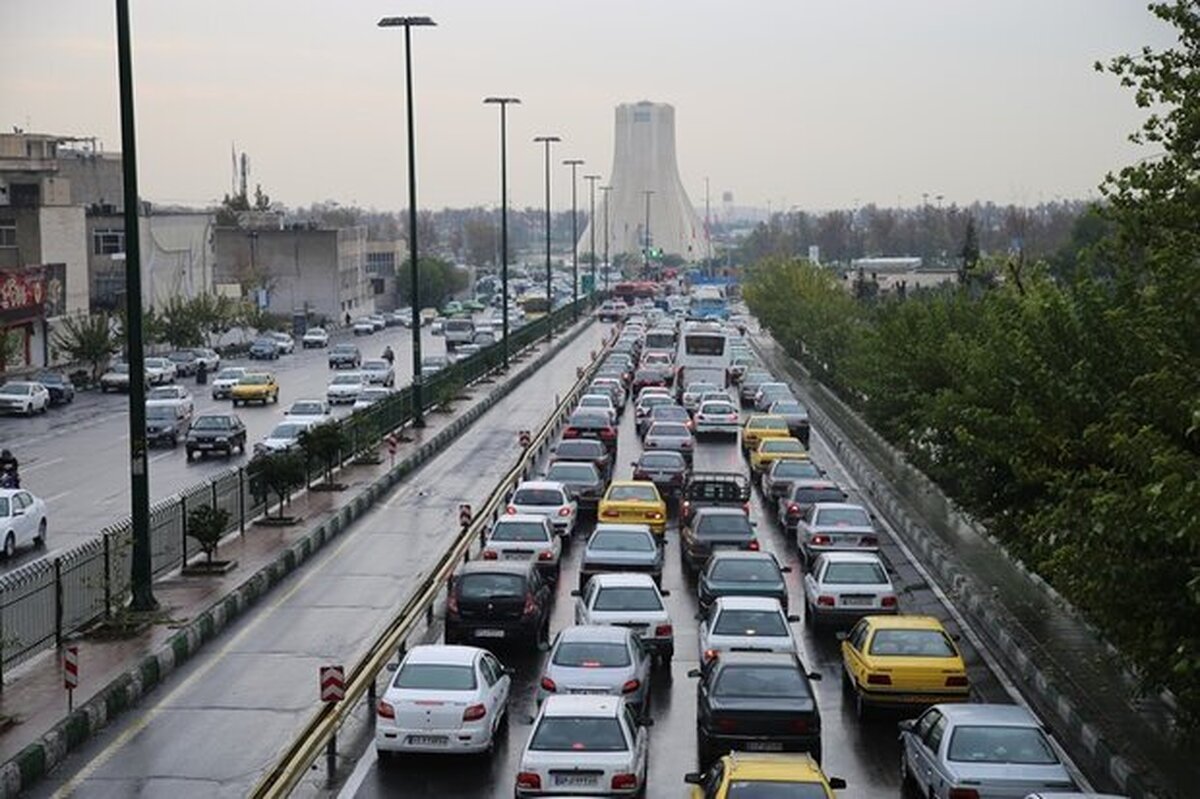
569 589 581 597
780 565 792 573
659 589 670 596
828 777 847 790
686 668 701 678
385 662 398 673
683 772 704 785
835 631 848 641
638 715 654 727
787 615 801 623
807 671 822 681
503 666 516 676
897 719 915 734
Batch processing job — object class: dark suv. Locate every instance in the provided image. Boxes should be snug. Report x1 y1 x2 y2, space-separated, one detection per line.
185 413 247 460
445 560 552 648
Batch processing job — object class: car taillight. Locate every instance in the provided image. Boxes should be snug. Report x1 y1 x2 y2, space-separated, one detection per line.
599 428 616 439
540 676 558 693
462 703 487 722
789 718 810 733
812 534 831 545
703 648 719 663
563 427 579 438
742 502 750 515
681 440 693 448
602 509 620 518
482 549 498 560
866 673 892 685
505 505 517 514
633 470 649 480
654 624 672 637
746 539 760 551
787 502 800 515
817 595 836 607
945 675 970 687
376 700 395 719
860 535 878 546
881 595 898 608
947 790 980 799
646 511 663 520
523 593 537 616
611 773 639 791
621 679 641 694
716 718 738 732
537 549 554 561
558 506 572 517
516 772 542 790
682 501 691 515
447 593 459 614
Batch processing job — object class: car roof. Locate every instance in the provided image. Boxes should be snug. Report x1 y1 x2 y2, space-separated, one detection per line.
589 572 659 588
494 513 548 525
709 550 775 563
608 480 657 489
694 507 751 518
515 480 567 492
404 644 481 665
558 625 632 644
863 614 946 631
713 651 802 668
592 523 654 535
933 703 1039 726
456 560 536 577
720 751 826 781
713 596 786 612
746 414 786 424
815 551 884 565
789 479 840 490
539 694 622 718
812 502 868 513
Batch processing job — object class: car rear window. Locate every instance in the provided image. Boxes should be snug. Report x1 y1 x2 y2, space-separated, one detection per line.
868 629 957 657
749 416 788 430
529 717 628 752
546 464 598 482
607 485 658 502
593 586 663 612
553 641 631 668
638 452 684 469
713 665 810 699
712 609 788 637
490 521 548 542
709 559 780 583
513 488 564 505
700 402 736 415
947 725 1058 764
822 561 887 585
650 423 689 437
568 412 610 428
651 406 689 422
695 515 753 538
762 439 804 453
393 663 476 691
775 461 822 478
591 530 655 552
457 573 526 600
814 507 871 527
794 488 845 505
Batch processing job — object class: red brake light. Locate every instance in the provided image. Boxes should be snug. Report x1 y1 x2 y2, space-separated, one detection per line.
812 534 831 545
646 511 663 520
817 595 836 607
654 624 673 637
538 549 554 561
866 673 892 685
611 773 638 791
557 506 572 517
881 595 898 608
682 500 691 514
462 703 487 722
602 509 620 518
376 700 395 719
716 718 738 732
746 539 760 551
516 772 542 790
599 428 616 439
945 675 970 687
447 593 459 614
703 648 719 663
861 535 878 546
787 502 800 515
789 718 810 733
621 679 641 694
948 790 980 799
540 676 558 693
563 427 579 438
505 506 517 514
633 470 649 480
482 549 498 560
742 502 750 515
523 593 537 616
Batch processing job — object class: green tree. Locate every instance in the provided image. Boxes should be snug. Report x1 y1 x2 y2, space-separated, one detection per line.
53 313 119 380
186 504 230 565
157 296 204 349
958 216 980 284
256 451 306 519
396 256 469 308
0 329 24 373
462 218 498 266
299 422 350 486
189 293 238 348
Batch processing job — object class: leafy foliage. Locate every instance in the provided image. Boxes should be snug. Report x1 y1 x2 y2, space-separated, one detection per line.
256 451 306 518
299 422 350 486
53 314 119 380
186 504 230 564
395 256 469 308
0 329 25 372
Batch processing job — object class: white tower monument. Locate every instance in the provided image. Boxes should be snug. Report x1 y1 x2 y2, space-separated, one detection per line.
581 101 704 265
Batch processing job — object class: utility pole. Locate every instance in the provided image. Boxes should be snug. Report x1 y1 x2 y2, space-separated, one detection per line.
704 177 712 270
533 135 560 341
483 96 519 369
600 185 612 292
584 174 600 303
562 158 583 320
642 190 654 274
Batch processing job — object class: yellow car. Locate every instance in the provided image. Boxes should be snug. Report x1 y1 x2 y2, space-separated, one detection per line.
840 615 969 718
686 752 845 798
230 372 279 406
598 480 667 536
749 436 808 477
741 414 790 454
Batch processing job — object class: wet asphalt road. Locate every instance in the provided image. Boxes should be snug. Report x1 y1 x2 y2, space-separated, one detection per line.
33 323 606 799
341 342 1010 799
0 323 446 570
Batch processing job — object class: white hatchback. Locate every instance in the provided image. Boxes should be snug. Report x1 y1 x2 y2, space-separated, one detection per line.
516 695 649 797
507 481 578 538
574 573 673 664
697 596 799 664
483 514 561 581
375 644 511 756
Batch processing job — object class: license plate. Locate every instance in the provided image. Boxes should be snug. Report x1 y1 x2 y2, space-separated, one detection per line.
569 688 608 695
744 741 784 751
406 735 448 746
554 774 598 787
840 596 873 607
475 629 505 638
195 443 214 449
503 551 532 560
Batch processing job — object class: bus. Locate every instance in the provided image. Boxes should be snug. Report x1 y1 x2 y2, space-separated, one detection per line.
675 320 730 393
687 285 729 321
519 294 551 320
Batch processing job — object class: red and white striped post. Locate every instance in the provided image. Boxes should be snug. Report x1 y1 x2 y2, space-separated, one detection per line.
319 665 345 780
63 645 79 711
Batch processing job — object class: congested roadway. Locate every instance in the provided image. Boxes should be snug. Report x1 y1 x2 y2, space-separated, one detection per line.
338 320 1022 799
0 322 445 570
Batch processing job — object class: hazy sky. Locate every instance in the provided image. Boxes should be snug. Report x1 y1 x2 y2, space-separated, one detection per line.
2 1 1175 213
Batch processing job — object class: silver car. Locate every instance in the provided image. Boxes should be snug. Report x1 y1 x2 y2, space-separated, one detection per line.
543 461 605 510
753 382 793 412
536 625 651 713
900 704 1078 799
795 502 879 565
579 524 663 589
802 551 898 627
762 459 827 505
361 359 395 387
643 421 695 464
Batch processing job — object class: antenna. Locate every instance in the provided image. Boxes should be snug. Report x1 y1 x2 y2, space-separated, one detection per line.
230 142 237 196
239 152 248 199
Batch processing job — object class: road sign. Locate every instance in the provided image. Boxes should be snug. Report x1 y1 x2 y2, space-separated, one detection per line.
63 646 79 689
320 665 345 703
519 430 532 448
386 434 399 456
459 504 472 527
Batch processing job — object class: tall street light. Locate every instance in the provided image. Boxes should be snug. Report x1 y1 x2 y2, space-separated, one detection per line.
599 184 612 291
533 135 560 341
584 174 600 303
562 158 583 320
379 14 436 427
115 0 155 611
483 96 519 370
642 189 655 274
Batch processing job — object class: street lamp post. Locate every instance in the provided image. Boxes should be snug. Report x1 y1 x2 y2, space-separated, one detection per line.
584 174 600 303
379 14 436 427
642 189 654 274
115 0 155 611
599 185 612 291
562 158 583 320
483 96 519 370
533 135 560 341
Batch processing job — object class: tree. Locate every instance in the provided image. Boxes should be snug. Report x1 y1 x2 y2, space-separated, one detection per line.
299 422 350 487
462 218 498 266
959 216 980 284
256 451 306 519
53 313 119 380
396 256 468 308
186 504 230 565
189 293 238 348
156 296 204 349
0 329 24 373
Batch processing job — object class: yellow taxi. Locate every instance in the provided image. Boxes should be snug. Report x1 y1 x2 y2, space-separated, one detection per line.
685 752 845 798
749 436 808 477
840 614 969 718
741 414 790 454
230 372 279 406
597 480 667 536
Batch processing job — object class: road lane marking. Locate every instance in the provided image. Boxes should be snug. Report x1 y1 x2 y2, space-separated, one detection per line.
44 491 72 504
22 457 63 473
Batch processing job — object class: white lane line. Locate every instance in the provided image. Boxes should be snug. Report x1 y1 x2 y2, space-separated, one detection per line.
22 457 64 473
336 744 377 799
44 490 72 504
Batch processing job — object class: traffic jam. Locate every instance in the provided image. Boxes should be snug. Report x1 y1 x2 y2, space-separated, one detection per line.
363 290 1087 799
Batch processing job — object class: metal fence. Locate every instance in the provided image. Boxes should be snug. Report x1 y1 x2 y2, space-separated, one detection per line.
0 299 593 681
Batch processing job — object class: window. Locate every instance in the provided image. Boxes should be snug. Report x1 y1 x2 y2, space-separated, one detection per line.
393 663 476 691
529 717 628 752
0 221 15 247
93 229 124 255
924 714 948 752
684 334 725 356
947 725 1058 764
478 655 498 687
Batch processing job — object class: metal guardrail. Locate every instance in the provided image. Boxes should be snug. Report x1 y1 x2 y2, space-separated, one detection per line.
0 299 597 685
249 319 616 798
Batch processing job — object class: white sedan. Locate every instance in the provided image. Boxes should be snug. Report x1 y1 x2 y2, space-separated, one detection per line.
0 488 47 558
361 359 395 387
482 514 561 581
516 695 649 798
506 480 578 539
694 399 741 437
697 596 799 664
210 367 247 400
0 382 50 416
574 573 673 664
143 357 177 385
326 372 367 404
802 551 898 627
301 327 329 348
146 385 194 417
284 398 332 424
253 419 316 456
352 386 394 410
375 644 511 756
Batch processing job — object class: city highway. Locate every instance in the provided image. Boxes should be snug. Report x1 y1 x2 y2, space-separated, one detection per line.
0 323 446 570
32 322 606 799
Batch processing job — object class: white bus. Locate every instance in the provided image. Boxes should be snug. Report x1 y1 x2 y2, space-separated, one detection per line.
675 321 730 394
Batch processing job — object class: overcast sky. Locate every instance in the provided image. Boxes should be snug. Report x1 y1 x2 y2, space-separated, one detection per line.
2 0 1175 213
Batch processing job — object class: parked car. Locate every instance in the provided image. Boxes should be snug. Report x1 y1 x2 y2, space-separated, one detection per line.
328 343 362 369
34 371 75 405
697 596 800 663
374 644 511 757
185 413 247 460
573 572 673 664
444 560 552 647
166 349 200 376
99 363 131 393
190 347 220 373
210 367 247 400
0 381 50 416
698 550 791 613
230 372 279 406
353 318 376 336
0 488 48 558
143 357 177 385
301 327 330 348
580 523 663 589
803 552 897 627
248 337 280 360
482 514 561 582
536 625 652 712
326 372 367 404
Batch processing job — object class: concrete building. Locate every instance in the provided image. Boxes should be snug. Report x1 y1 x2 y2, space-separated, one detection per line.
88 211 216 312
364 239 406 312
213 224 374 324
580 102 705 265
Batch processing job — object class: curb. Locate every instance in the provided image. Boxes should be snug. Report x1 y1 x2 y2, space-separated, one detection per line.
0 319 595 798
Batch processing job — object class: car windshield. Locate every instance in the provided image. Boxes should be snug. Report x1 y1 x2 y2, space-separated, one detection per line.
713 609 789 637
946 725 1059 764
762 440 804 453
607 485 658 502
823 561 888 585
546 464 597 483
269 423 306 439
215 369 243 380
529 717 628 752
815 507 871 527
639 452 684 469
146 405 176 420
725 783 830 799
750 417 788 430
513 488 564 506
289 402 324 415
713 665 810 699
868 629 957 657
0 384 30 395
192 416 232 430
696 515 753 537
332 375 361 385
490 521 548 542
36 373 63 385
333 345 357 353
710 559 780 583
649 423 689 437
457 573 526 600
591 530 655 553
593 586 662 611
363 361 387 371
393 663 476 691
553 641 631 668
240 375 270 385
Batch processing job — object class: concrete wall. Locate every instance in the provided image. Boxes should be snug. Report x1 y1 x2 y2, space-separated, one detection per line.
55 151 125 209
37 207 88 315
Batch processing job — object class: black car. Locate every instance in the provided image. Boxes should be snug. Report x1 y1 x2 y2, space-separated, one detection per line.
185 413 247 460
444 560 552 648
778 480 847 534
631 450 689 499
561 410 618 455
328 344 361 369
551 439 613 482
698 551 791 613
35 372 74 405
248 337 279 360
681 507 758 574
543 461 605 510
690 651 823 768
167 350 200 376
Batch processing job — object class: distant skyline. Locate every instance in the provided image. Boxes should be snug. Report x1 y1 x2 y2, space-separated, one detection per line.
2 1 1175 213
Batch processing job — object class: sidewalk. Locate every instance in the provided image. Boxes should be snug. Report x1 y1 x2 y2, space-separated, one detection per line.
0 317 598 791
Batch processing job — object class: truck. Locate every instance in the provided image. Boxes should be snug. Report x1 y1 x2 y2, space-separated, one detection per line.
443 318 476 350
679 471 752 527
